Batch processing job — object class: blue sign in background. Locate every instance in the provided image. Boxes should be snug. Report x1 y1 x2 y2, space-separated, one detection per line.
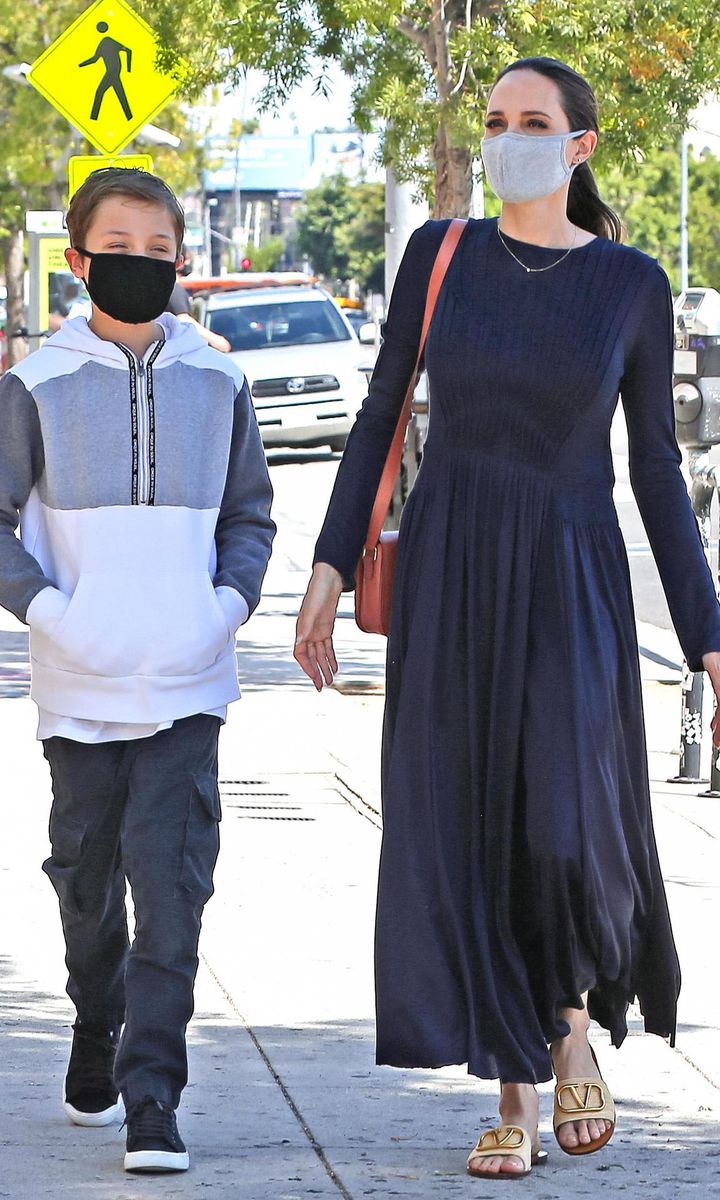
204 132 381 193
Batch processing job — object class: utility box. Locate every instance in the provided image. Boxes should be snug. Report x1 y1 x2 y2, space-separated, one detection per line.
673 287 720 447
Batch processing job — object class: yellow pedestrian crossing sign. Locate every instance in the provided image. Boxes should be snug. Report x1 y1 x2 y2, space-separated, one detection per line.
27 0 188 156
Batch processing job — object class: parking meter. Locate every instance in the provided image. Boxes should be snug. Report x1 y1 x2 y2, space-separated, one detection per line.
670 287 720 788
673 287 720 446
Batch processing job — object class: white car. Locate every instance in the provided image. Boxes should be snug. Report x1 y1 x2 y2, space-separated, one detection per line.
200 285 370 451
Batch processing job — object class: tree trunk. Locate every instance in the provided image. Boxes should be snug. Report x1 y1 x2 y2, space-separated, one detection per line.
432 121 473 217
2 228 26 367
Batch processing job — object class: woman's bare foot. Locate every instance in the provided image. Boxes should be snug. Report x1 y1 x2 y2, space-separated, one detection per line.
551 1004 613 1152
469 1083 540 1177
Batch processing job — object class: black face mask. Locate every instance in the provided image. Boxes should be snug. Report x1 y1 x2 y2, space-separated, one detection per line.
75 249 177 324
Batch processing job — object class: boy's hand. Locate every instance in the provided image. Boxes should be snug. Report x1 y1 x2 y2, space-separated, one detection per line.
294 564 344 690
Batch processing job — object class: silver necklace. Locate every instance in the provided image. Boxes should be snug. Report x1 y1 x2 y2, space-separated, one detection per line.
496 222 577 273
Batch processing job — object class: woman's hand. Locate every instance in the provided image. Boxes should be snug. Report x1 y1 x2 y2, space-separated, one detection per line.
702 650 720 748
294 563 344 690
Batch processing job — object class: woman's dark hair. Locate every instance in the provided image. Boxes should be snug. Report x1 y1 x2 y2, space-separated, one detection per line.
491 57 623 242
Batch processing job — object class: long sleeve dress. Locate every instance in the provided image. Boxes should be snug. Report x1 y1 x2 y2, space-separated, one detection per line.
313 216 720 1084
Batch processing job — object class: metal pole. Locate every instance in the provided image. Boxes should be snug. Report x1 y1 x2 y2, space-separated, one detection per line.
680 132 689 293
689 448 720 796
669 447 714 783
384 166 429 528
702 706 720 797
27 233 42 355
233 139 242 271
673 664 705 782
203 199 213 276
384 165 429 302
471 158 485 220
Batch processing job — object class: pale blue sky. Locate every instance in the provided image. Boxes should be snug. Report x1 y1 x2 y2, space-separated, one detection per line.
210 63 356 136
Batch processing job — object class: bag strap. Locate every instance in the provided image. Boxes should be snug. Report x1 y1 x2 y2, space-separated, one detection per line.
363 218 467 553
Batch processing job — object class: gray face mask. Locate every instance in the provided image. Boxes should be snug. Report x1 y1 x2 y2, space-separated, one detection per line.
480 129 587 204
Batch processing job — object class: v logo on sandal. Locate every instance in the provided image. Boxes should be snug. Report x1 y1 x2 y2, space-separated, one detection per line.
557 1082 605 1114
478 1126 525 1150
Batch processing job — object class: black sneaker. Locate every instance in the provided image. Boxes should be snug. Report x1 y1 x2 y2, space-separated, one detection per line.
63 1020 123 1127
123 1096 189 1173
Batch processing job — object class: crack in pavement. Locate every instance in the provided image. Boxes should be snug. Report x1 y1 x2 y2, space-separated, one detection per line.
199 952 355 1200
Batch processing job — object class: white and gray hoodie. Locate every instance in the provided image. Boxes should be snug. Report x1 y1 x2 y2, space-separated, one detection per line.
0 314 275 724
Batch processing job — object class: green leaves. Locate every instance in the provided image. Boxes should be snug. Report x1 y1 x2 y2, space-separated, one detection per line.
139 0 720 213
600 143 720 291
295 174 385 289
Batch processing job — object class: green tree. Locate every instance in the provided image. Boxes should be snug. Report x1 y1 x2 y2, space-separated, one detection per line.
239 235 285 272
296 174 385 289
145 0 720 216
340 181 385 292
687 152 720 290
599 145 720 293
295 174 355 279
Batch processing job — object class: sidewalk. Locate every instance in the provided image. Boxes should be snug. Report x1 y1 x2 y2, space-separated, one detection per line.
0 596 719 1198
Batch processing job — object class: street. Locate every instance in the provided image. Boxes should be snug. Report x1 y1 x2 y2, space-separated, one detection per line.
0 441 719 1198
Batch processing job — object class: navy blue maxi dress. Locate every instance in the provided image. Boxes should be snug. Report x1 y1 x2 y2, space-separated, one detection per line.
314 217 720 1084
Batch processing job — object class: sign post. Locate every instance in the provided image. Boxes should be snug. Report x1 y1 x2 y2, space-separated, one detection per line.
27 231 81 353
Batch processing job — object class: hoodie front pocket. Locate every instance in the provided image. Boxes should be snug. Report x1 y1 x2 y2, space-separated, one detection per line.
32 571 231 678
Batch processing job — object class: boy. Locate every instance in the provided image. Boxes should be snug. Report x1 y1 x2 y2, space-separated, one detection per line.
0 169 275 1172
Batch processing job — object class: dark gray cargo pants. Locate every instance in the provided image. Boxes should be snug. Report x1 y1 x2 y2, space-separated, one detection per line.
42 713 222 1108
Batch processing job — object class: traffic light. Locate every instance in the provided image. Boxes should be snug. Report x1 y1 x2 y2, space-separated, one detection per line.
240 256 252 271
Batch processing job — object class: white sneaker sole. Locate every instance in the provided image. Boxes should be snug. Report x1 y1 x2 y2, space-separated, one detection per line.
63 1096 124 1127
124 1149 190 1173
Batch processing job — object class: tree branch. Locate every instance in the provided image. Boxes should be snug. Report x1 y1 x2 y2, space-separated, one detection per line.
430 0 455 100
473 0 506 16
397 15 430 53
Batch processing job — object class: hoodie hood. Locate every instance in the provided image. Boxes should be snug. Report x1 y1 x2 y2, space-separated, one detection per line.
11 312 244 394
43 312 208 367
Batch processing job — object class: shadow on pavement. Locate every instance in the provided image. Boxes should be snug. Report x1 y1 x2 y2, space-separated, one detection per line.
236 641 386 692
0 966 339 1198
1 948 717 1200
206 1017 720 1194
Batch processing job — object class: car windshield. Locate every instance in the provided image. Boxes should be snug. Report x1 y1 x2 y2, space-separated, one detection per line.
207 298 352 351
342 310 367 333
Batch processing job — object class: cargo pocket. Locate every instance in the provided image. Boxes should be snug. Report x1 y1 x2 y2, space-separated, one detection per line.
176 774 222 904
42 820 86 916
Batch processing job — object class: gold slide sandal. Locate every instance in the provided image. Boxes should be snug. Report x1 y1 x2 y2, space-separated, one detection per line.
553 1048 616 1155
467 1125 548 1179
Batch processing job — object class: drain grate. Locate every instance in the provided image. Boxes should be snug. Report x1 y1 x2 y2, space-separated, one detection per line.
229 804 299 810
219 778 317 821
217 772 380 827
231 814 314 821
219 779 266 785
224 790 289 797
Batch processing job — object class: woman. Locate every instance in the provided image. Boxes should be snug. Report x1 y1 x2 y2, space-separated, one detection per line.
294 57 720 1179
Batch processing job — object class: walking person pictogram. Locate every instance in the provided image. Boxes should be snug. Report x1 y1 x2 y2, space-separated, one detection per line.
79 22 133 122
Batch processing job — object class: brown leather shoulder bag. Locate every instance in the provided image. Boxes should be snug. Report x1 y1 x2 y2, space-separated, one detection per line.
355 218 467 635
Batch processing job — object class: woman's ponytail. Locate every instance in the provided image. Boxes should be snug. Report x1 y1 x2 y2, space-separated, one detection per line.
568 162 623 242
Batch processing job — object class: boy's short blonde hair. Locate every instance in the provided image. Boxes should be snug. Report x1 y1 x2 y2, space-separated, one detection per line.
66 168 185 252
